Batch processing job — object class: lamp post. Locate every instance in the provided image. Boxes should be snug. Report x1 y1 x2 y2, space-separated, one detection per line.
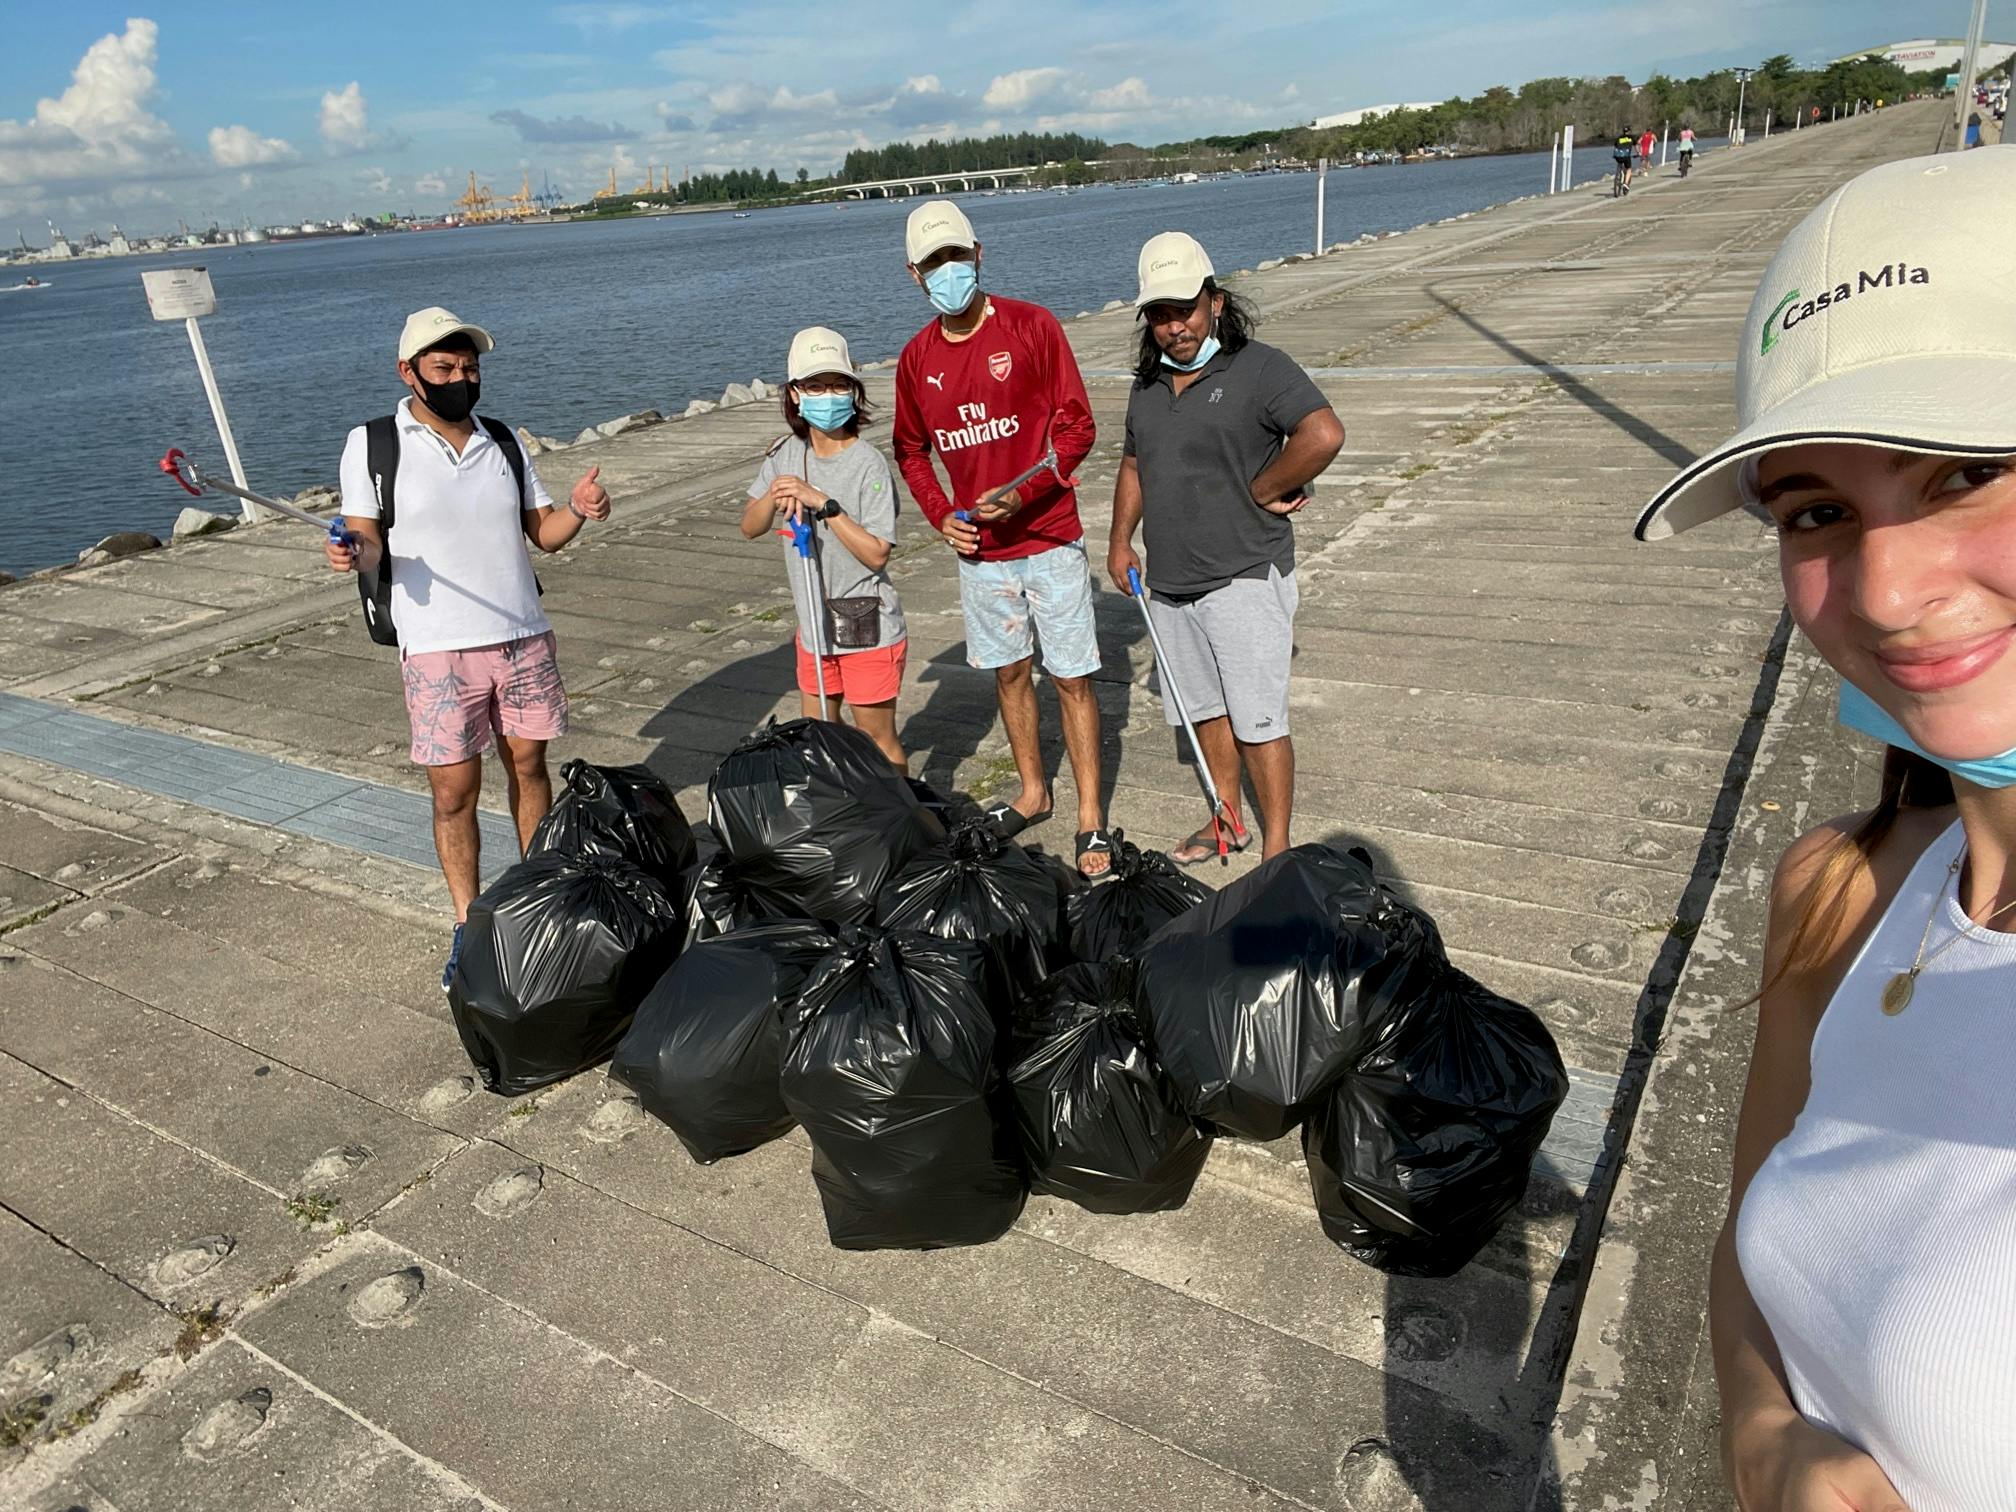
1733 66 1754 146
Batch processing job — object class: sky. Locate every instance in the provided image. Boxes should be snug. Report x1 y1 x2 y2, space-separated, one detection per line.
0 1 1982 235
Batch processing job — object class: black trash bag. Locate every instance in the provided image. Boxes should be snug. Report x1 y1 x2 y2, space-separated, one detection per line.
709 718 944 925
1065 830 1212 963
1303 965 1567 1276
450 852 684 1097
906 775 972 832
1137 844 1443 1142
680 840 766 951
779 927 1025 1250
1008 959 1213 1214
875 817 1068 995
528 759 697 889
609 920 833 1164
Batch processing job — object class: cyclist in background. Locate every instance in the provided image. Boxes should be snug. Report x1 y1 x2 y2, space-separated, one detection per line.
1678 125 1696 177
1613 131 1637 194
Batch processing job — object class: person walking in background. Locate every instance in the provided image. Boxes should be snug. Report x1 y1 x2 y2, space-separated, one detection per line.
1636 149 2016 1512
741 326 909 771
1109 233 1343 865
891 199 1115 878
324 307 610 987
1638 126 1657 174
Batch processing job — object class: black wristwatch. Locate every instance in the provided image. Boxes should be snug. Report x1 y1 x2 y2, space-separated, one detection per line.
817 500 843 520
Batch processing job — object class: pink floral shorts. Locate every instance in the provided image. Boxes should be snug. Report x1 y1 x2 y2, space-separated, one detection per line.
400 631 569 766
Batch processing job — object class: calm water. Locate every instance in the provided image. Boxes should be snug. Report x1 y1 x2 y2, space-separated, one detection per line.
0 143 1649 575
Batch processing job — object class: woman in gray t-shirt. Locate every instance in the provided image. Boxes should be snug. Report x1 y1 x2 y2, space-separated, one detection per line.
740 326 908 769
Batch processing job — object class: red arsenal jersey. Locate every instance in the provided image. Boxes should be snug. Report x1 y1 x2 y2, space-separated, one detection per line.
892 295 1096 562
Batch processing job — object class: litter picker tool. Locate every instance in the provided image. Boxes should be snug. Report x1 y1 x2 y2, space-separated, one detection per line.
1127 567 1236 865
954 440 1081 529
778 510 829 712
160 448 356 551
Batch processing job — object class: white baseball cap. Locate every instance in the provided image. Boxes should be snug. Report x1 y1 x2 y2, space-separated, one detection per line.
1636 148 2016 541
787 326 860 383
1135 231 1215 312
397 306 495 363
905 200 975 265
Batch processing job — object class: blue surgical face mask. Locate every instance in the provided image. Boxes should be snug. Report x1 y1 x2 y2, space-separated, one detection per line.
924 258 979 316
797 392 855 432
1838 680 2016 789
1161 333 1221 372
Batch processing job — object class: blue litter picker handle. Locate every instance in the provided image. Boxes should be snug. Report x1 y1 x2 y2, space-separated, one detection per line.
1127 567 1144 597
783 513 814 556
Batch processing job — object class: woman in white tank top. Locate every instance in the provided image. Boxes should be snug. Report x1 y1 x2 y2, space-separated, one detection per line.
1633 150 2016 1511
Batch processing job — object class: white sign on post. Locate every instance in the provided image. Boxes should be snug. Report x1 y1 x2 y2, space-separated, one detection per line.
141 266 218 321
141 265 256 515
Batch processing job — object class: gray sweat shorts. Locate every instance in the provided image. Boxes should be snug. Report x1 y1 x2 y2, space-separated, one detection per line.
1144 565 1298 743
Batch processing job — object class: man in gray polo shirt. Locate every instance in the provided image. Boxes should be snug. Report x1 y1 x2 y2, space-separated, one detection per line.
1108 232 1344 864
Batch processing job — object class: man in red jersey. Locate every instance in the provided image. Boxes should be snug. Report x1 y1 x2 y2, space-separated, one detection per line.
892 200 1113 877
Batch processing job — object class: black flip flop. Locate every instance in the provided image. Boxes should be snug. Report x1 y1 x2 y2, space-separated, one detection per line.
1076 828 1116 878
983 800 1053 839
1171 820 1250 868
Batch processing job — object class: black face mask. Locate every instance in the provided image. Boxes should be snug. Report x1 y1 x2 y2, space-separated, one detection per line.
415 373 478 423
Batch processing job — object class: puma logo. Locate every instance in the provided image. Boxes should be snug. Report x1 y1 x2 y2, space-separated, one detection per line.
926 373 944 391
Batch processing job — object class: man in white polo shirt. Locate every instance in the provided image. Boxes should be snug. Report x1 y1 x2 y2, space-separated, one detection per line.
324 306 610 985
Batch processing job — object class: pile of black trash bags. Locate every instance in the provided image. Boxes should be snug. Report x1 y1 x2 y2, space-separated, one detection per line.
448 721 1569 1276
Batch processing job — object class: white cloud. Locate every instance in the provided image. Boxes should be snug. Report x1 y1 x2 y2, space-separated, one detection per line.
903 75 944 95
0 18 181 194
414 171 448 195
208 124 297 167
1087 78 1153 112
320 82 371 150
983 68 1067 109
363 165 395 195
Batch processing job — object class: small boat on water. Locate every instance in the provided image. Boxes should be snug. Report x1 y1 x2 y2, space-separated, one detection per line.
2 277 51 292
732 212 751 219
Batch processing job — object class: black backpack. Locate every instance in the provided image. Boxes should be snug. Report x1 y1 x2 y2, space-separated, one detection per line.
356 414 539 647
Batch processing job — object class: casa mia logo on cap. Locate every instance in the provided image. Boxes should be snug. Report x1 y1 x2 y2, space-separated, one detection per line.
1149 257 1181 273
1761 261 1931 354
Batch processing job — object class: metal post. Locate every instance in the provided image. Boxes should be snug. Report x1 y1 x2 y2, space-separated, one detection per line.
1548 131 1559 194
1764 107 1772 141
1661 123 1670 165
1559 124 1575 190
1734 67 1752 146
1955 0 1989 151
183 316 257 518
1315 157 1327 253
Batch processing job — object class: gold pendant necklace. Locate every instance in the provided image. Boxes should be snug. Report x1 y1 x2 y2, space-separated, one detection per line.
1882 847 2016 1017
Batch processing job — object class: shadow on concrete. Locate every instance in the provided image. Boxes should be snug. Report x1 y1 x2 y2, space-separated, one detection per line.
628 583 1148 845
1309 825 1550 1510
1423 289 1700 469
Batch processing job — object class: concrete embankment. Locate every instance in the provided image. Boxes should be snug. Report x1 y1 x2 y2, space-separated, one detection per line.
0 101 1943 1512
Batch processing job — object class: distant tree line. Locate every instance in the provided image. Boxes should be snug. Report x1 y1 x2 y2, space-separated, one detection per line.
1152 54 1941 162
838 132 1107 184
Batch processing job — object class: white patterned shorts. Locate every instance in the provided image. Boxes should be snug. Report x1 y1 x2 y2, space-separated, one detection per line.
957 541 1102 677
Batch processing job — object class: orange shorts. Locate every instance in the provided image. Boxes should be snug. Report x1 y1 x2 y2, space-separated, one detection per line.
797 637 906 706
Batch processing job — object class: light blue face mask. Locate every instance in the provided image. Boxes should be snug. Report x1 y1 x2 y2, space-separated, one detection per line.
924 259 979 316
1161 333 1221 372
797 392 855 432
1838 680 2016 789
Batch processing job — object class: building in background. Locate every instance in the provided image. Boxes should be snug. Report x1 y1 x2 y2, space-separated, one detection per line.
1836 38 2016 73
1311 102 1445 129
